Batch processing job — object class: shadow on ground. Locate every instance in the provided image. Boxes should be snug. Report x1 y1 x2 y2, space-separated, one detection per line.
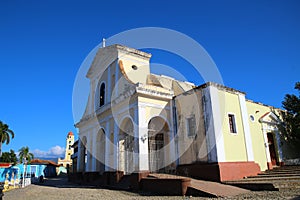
33 175 96 189
33 175 177 197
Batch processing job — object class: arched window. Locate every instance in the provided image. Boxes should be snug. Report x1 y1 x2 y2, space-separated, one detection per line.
100 83 105 107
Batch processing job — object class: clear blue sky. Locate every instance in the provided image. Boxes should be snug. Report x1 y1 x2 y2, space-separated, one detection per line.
0 0 299 158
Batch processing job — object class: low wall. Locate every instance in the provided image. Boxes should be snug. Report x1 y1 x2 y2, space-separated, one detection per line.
177 162 261 182
141 178 191 196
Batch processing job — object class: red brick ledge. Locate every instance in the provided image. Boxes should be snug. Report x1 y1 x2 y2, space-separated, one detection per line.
177 161 261 182
218 162 260 181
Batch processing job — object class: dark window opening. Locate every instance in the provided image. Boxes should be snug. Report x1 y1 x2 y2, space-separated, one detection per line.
100 83 105 107
187 115 196 137
228 114 237 133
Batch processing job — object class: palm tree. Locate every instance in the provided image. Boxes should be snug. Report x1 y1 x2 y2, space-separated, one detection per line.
19 146 34 185
18 146 34 163
0 121 15 157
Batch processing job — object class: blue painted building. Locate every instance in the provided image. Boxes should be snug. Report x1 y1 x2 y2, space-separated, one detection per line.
0 159 59 182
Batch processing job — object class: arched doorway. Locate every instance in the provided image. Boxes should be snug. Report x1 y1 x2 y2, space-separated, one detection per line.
79 136 87 172
118 118 134 174
148 116 170 172
96 128 106 174
267 132 278 166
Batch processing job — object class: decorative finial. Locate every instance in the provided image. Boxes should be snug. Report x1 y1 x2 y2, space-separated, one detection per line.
102 38 106 48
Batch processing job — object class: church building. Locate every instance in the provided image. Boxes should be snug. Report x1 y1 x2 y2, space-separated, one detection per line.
75 44 284 181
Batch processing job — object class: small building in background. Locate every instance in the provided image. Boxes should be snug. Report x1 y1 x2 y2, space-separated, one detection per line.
0 159 60 183
30 159 60 178
58 131 75 171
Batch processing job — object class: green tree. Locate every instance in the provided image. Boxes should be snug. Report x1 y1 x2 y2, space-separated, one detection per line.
19 146 34 179
0 149 17 164
18 146 34 163
278 82 300 147
0 121 15 157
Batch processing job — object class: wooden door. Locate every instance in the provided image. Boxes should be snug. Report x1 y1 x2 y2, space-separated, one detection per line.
267 132 277 166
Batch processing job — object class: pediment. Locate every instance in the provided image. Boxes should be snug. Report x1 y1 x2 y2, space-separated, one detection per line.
86 45 119 79
259 111 280 124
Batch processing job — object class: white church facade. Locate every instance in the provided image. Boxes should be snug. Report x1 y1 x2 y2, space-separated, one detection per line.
75 44 285 181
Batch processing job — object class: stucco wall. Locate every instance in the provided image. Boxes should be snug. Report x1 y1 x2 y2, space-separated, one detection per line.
174 89 208 164
246 101 272 171
218 90 248 162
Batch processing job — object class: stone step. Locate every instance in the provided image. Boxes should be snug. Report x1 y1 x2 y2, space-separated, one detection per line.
264 169 300 173
223 182 278 191
267 166 300 171
265 169 300 173
249 173 300 178
224 166 300 191
236 176 300 182
225 179 300 190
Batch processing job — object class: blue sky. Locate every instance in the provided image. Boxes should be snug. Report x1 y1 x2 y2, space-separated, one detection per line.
0 0 299 158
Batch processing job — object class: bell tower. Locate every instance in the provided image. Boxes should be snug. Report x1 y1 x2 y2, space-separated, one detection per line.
65 131 74 161
58 131 75 168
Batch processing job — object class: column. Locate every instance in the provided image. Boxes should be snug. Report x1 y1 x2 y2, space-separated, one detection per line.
114 60 119 96
203 86 226 162
113 120 119 171
92 129 97 171
105 120 110 171
168 100 176 167
107 66 111 102
137 104 149 171
133 106 139 171
262 126 272 167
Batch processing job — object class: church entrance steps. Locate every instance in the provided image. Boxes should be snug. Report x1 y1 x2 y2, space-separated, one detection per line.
142 173 249 197
260 170 300 175
224 165 300 191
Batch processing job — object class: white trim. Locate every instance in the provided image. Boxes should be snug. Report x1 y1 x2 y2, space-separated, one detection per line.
113 120 118 171
137 104 149 171
138 101 170 110
105 120 110 171
169 99 176 167
238 94 254 161
92 129 97 171
133 106 139 171
262 127 272 163
107 66 111 102
203 86 226 162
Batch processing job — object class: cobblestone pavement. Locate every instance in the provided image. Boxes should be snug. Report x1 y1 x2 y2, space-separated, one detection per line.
4 177 300 200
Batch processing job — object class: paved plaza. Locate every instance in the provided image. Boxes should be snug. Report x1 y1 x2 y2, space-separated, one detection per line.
3 176 300 200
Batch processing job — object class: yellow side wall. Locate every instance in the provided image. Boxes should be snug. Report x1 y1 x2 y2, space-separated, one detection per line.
246 101 271 171
219 90 248 161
